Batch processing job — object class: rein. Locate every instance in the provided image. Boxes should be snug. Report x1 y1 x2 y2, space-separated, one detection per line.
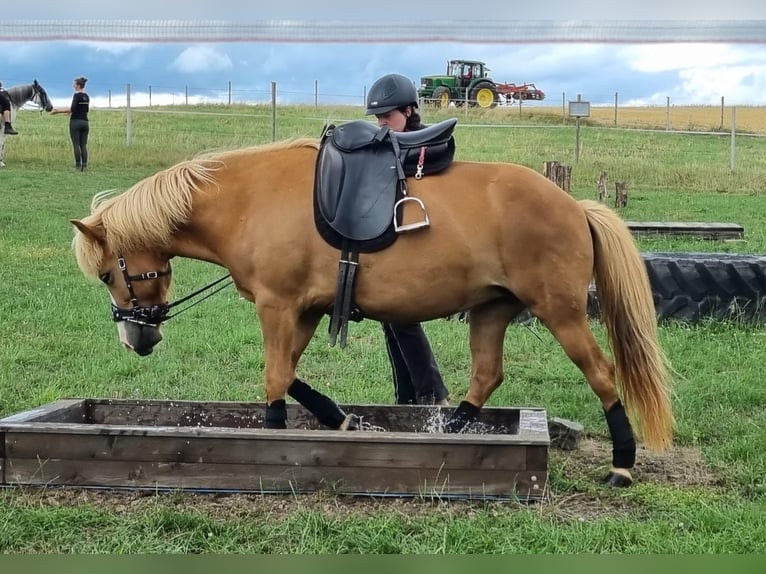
111 255 233 326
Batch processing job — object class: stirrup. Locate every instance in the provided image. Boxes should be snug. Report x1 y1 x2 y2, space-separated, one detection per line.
393 196 430 233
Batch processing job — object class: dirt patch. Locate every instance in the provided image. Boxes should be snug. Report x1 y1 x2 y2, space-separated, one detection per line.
556 437 724 488
3 438 725 522
542 437 727 521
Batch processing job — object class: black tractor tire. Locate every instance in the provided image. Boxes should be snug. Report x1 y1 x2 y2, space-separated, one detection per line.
469 81 499 109
500 252 766 326
643 252 766 324
567 252 766 325
431 86 451 109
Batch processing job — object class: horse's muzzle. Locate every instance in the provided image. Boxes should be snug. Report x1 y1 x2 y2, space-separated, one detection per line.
121 321 163 356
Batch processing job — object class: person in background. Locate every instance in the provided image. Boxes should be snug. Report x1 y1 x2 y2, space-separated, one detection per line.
364 72 450 406
51 76 90 171
0 81 18 135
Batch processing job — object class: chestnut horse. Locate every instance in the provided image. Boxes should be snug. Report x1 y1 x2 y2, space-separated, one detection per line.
71 138 674 486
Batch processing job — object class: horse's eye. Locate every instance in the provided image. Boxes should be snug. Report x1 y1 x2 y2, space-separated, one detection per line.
99 273 111 285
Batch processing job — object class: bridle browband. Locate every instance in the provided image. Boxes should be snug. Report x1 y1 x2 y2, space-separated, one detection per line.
112 254 233 326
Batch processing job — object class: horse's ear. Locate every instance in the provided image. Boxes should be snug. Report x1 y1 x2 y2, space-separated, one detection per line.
70 219 106 243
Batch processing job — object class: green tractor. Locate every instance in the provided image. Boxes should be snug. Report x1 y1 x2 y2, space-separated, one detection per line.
418 60 500 109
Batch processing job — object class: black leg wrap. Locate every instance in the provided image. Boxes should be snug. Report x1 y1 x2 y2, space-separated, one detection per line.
604 399 636 468
443 400 481 433
287 378 347 429
264 399 287 429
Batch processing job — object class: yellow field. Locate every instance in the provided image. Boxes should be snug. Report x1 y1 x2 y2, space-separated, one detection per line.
523 104 766 134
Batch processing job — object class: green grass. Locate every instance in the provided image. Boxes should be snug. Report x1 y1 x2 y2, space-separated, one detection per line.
1 105 765 553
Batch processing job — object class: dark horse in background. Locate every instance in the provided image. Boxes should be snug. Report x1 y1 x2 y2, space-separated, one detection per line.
0 80 53 167
70 133 675 487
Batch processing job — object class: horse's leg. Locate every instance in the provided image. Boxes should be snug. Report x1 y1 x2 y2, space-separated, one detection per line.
285 311 360 430
0 134 5 167
258 303 315 429
444 298 525 432
259 306 354 430
532 302 635 487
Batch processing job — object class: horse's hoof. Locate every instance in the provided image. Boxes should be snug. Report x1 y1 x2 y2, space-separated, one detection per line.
443 416 469 433
602 467 633 487
339 413 361 431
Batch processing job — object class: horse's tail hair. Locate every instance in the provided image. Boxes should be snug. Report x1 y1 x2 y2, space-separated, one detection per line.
581 199 675 451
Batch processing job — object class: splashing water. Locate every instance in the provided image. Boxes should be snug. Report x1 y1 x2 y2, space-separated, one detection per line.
421 407 511 435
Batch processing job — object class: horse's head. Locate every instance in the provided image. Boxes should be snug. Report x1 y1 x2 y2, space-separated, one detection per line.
71 219 172 356
32 80 53 112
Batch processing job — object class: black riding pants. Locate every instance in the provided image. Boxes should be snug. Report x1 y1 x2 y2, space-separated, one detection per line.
382 322 449 405
0 91 10 113
69 119 89 167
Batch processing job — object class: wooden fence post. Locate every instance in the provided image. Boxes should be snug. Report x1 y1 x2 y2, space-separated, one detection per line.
543 160 572 193
615 181 628 208
597 171 609 201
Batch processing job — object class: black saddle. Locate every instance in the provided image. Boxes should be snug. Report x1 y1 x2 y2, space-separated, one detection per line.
314 118 456 249
312 117 457 348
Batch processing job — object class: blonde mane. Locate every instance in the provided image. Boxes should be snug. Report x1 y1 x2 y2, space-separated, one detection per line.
73 138 319 278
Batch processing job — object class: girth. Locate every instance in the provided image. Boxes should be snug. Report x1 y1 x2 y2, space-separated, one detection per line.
313 118 457 347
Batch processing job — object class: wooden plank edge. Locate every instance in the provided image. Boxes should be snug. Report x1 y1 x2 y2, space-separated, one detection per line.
0 423 550 445
4 458 549 501
0 399 87 424
0 482 548 503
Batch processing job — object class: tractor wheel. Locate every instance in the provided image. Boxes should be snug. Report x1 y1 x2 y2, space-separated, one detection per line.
470 81 499 108
556 252 766 325
432 86 451 109
644 252 766 324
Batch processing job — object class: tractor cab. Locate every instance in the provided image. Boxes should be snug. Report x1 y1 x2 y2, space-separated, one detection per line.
447 60 488 87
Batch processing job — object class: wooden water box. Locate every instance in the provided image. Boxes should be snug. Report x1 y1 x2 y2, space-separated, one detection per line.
0 399 550 501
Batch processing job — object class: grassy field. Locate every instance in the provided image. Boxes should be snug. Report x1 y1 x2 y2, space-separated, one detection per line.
506 103 766 134
1 105 765 553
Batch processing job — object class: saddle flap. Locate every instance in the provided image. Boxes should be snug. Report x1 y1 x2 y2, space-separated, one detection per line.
316 129 400 242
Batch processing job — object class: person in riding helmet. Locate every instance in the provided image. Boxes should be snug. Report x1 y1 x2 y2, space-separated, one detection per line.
364 73 449 407
365 72 424 133
0 81 18 135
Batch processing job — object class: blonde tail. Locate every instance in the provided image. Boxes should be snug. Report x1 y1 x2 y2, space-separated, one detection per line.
581 199 675 451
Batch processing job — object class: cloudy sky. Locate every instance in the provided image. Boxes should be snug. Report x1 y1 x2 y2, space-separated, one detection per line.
3 1 766 108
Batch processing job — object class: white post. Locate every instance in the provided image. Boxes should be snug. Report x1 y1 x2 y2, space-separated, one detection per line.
126 83 132 146
271 81 277 142
666 96 670 131
464 88 468 116
720 96 725 130
730 106 736 171
561 92 565 120
575 94 582 163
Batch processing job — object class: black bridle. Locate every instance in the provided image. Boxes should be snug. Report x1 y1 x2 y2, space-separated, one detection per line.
111 255 233 326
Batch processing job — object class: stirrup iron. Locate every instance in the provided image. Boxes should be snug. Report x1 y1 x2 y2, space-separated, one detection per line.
393 196 430 233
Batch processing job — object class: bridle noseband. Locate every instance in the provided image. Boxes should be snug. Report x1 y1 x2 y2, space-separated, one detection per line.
22 83 50 113
112 255 233 326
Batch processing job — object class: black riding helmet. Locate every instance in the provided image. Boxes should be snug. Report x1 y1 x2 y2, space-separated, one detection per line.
365 73 418 115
